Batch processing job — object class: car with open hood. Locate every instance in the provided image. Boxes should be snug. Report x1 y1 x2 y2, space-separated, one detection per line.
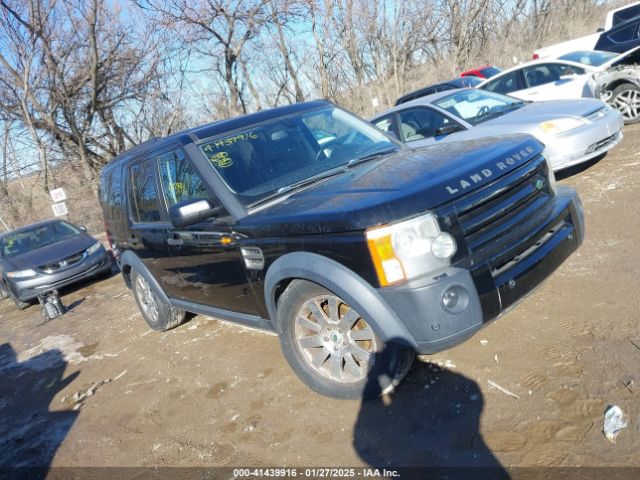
477 47 640 124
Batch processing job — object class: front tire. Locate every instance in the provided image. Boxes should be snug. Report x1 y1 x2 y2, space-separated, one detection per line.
131 270 186 331
609 83 640 125
277 280 414 399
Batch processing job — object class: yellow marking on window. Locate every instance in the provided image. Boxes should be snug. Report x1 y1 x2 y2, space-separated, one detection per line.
203 132 258 152
209 151 233 168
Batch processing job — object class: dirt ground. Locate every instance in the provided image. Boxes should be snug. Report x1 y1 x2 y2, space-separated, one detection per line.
1 125 640 476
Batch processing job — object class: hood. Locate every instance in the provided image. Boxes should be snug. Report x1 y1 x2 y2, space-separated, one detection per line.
483 99 607 126
4 234 95 271
236 134 544 236
607 45 640 69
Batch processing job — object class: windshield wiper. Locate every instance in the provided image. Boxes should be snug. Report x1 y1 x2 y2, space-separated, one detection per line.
249 167 349 208
347 147 398 167
276 167 349 195
477 103 523 123
501 103 524 112
249 147 398 209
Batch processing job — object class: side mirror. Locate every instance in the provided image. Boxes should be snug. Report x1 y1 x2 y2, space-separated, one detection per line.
169 199 220 228
597 27 604 33
79 226 87 232
435 124 463 136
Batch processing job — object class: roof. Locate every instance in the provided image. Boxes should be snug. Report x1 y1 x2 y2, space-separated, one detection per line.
395 77 481 106
190 100 330 140
476 58 594 88
102 100 332 171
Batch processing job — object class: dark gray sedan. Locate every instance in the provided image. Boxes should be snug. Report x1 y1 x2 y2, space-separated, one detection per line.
0 220 112 310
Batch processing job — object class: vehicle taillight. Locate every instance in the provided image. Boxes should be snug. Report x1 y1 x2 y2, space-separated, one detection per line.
532 53 539 60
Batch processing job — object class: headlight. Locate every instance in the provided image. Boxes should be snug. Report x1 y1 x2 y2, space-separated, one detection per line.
366 212 456 286
538 118 584 135
86 241 103 255
7 269 37 279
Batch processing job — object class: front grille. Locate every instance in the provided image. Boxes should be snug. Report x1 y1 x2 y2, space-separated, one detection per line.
39 251 87 273
438 154 554 273
456 155 550 253
586 132 619 154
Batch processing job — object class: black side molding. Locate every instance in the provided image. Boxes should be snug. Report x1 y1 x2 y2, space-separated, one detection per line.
264 252 419 349
119 250 172 305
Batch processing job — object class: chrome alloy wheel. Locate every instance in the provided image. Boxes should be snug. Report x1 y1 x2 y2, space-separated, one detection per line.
294 295 377 384
135 274 160 323
613 89 640 121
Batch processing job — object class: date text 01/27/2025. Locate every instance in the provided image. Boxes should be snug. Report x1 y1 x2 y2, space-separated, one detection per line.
232 468 401 478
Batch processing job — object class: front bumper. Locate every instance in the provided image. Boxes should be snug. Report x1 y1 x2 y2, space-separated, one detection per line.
7 248 112 301
545 109 624 171
379 186 584 354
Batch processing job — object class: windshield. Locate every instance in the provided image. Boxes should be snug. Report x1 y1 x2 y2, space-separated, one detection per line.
433 89 525 126
0 221 82 258
558 51 617 66
480 66 502 78
198 106 400 205
459 76 484 87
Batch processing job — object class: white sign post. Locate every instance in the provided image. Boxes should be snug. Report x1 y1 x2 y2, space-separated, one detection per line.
52 202 68 217
50 188 67 203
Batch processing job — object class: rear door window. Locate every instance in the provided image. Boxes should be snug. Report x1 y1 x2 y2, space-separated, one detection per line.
482 71 521 94
100 167 123 220
397 107 459 141
523 64 557 87
158 149 211 207
128 159 162 223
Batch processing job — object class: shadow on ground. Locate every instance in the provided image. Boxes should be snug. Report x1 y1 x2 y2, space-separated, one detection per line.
555 153 606 181
354 345 509 480
0 343 79 479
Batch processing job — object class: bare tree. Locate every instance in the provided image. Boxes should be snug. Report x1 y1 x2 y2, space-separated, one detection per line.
138 0 271 116
0 0 163 187
267 0 305 102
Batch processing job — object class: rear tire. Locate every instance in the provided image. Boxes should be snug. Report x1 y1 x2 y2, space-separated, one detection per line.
0 284 8 301
609 83 640 125
276 280 414 399
131 269 186 331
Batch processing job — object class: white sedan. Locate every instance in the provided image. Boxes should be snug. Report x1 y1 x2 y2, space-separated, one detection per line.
477 47 640 124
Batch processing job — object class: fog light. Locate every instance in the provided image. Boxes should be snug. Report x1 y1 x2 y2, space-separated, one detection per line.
443 290 458 309
441 285 470 314
432 233 456 259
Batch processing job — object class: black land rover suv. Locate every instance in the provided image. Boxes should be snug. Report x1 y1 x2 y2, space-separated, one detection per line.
99 100 584 399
